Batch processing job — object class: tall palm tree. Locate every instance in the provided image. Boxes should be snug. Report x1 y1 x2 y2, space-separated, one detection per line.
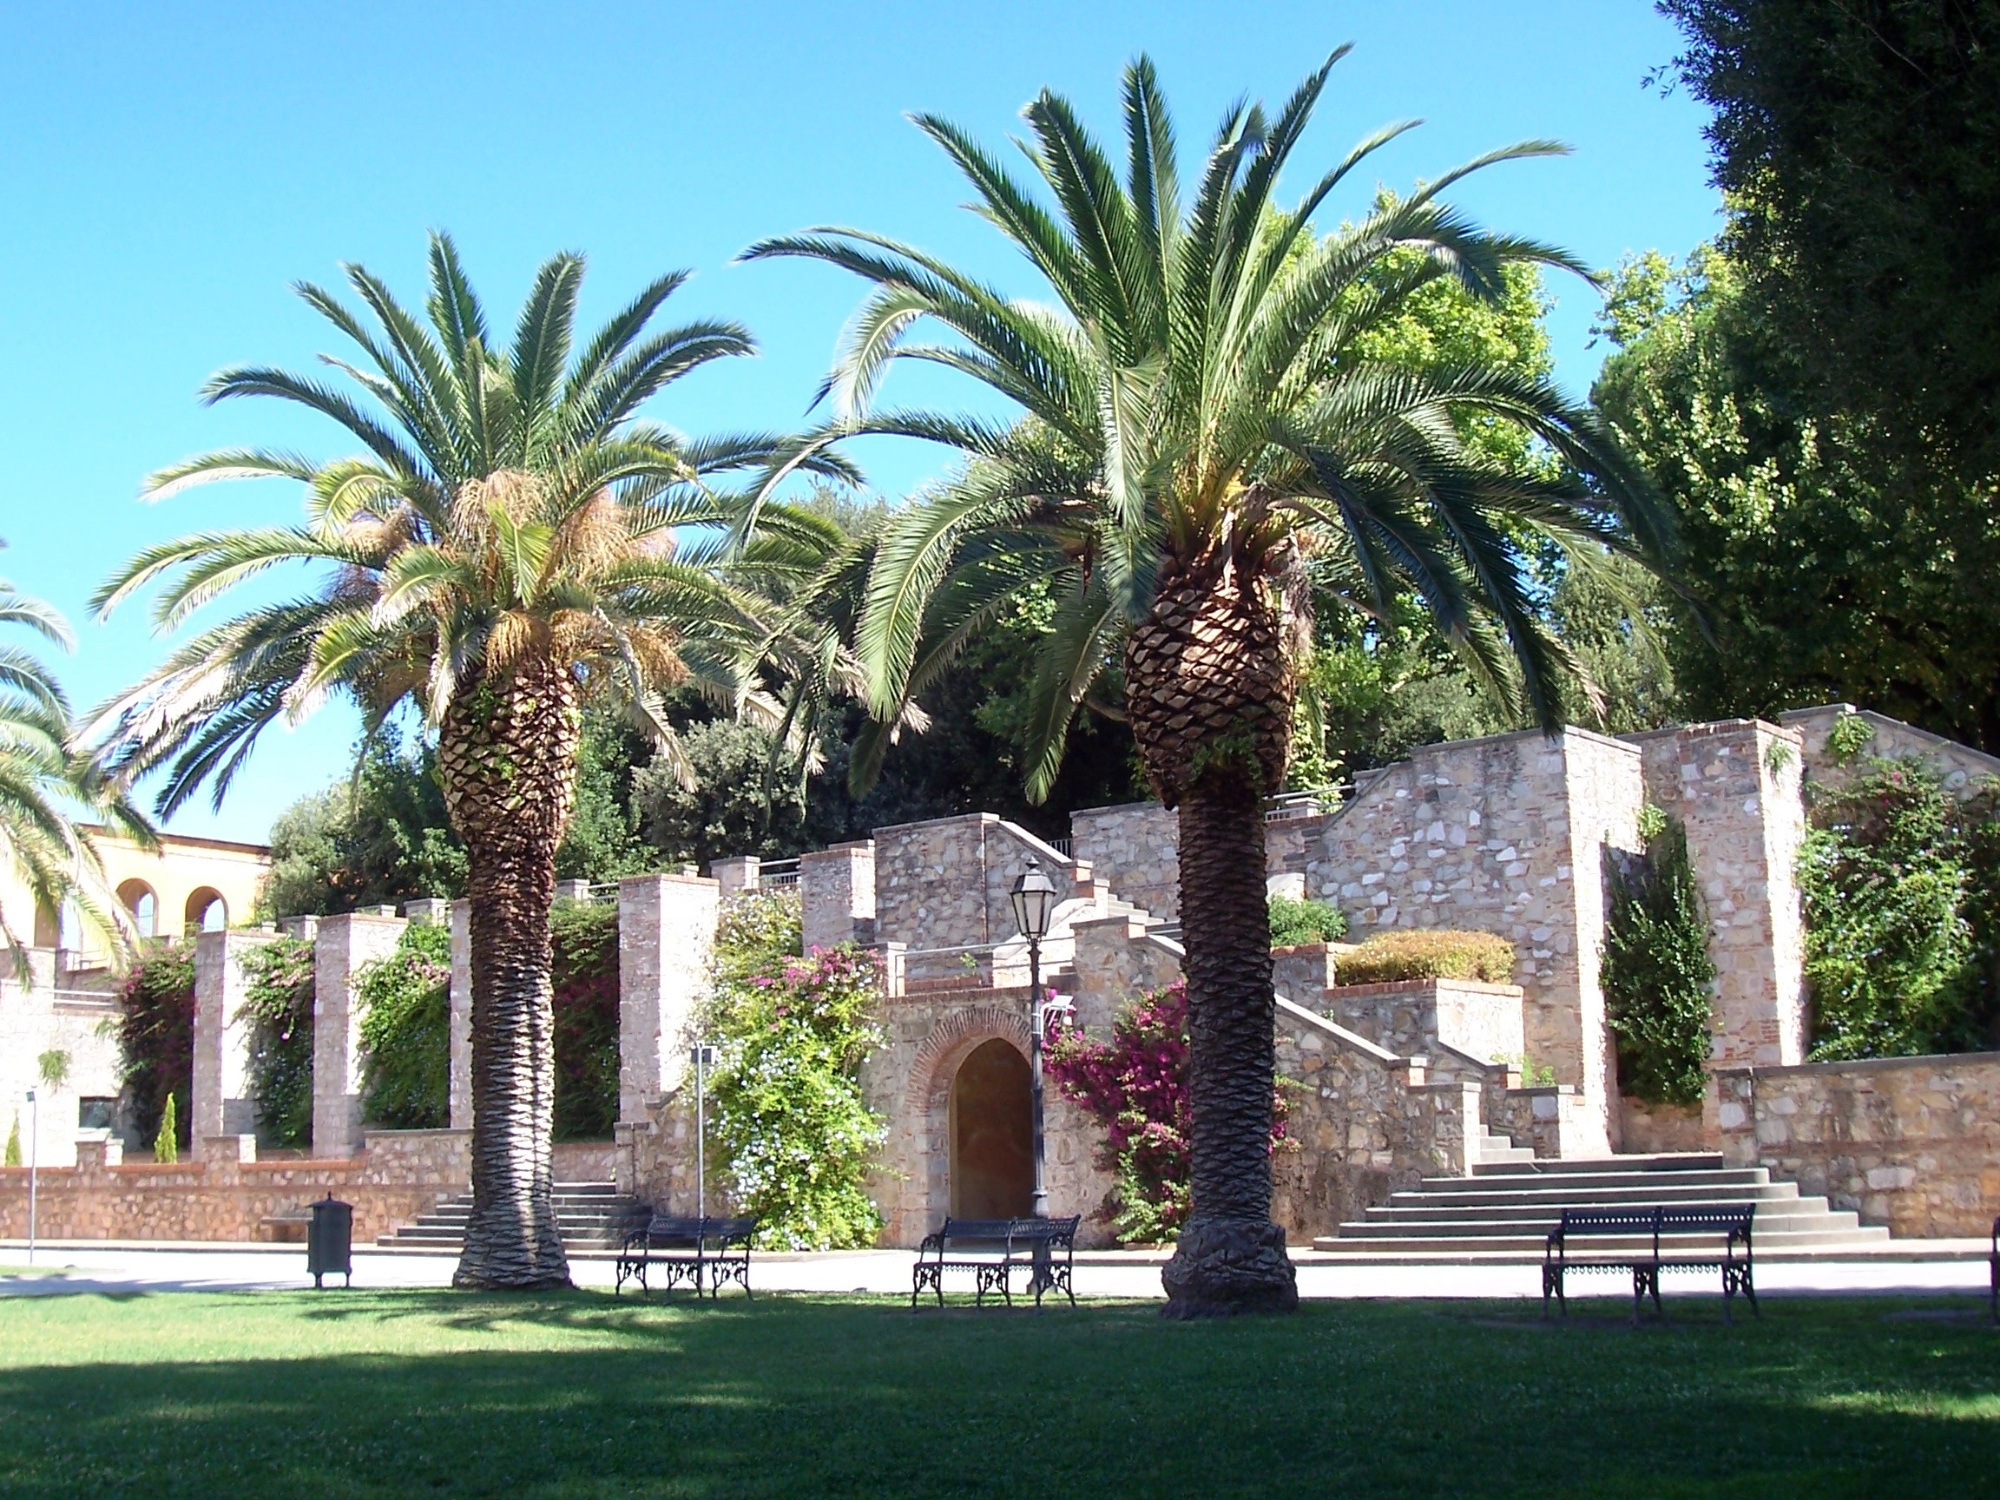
747 52 1670 1315
0 567 146 973
91 234 849 1289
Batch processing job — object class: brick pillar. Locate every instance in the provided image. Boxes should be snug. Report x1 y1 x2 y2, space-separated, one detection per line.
1646 720 1808 1069
191 928 275 1158
312 910 407 1158
616 873 720 1123
801 840 875 950
448 899 473 1131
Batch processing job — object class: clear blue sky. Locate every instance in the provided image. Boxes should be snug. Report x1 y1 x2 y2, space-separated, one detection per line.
0 1 1717 844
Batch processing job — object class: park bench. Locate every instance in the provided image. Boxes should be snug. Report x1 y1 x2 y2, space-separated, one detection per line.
615 1214 758 1300
1543 1204 1756 1323
911 1215 1081 1309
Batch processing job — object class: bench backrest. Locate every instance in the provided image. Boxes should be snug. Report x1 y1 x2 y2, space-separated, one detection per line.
643 1214 760 1247
933 1215 1082 1247
1555 1205 1754 1238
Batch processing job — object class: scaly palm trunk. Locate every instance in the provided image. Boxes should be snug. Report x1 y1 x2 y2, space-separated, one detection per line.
440 657 581 1290
1126 547 1300 1317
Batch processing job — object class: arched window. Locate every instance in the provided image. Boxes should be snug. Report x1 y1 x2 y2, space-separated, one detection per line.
184 888 227 935
117 880 158 940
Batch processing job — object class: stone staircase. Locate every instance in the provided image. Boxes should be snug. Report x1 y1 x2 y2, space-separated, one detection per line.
1314 1152 1892 1261
377 1182 649 1251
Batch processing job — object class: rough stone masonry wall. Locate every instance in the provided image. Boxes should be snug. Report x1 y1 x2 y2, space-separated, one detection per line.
1716 1054 2000 1238
1632 719 1808 1070
0 1130 467 1243
872 815 1079 984
1310 728 1644 1153
1270 1000 1479 1242
1069 803 1181 920
0 953 123 1170
1782 704 2000 798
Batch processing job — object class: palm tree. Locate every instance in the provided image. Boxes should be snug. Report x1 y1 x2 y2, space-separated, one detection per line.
746 52 1670 1315
91 234 849 1289
0 568 145 974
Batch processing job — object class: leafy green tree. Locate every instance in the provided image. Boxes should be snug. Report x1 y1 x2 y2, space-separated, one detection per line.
1660 1 2000 479
1602 811 1716 1105
1592 248 2000 748
91 233 844 1288
750 54 1665 1313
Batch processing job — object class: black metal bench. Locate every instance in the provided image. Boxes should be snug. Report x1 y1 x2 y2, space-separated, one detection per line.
911 1215 1080 1309
615 1214 758 1299
1543 1204 1757 1322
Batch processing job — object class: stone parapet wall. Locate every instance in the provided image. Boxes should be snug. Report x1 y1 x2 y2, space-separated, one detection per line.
1715 1054 2000 1237
1320 977 1525 1069
0 1129 466 1243
1271 1000 1478 1242
1618 1095 1712 1155
1782 704 2000 798
0 961 124 1169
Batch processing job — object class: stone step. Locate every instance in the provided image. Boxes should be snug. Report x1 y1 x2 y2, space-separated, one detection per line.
1387 1182 1800 1212
1472 1152 1724 1177
376 1181 648 1250
1354 1204 1861 1234
1414 1167 1773 1195
1317 1224 1891 1255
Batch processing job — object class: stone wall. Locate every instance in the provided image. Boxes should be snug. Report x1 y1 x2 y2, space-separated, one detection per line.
0 1129 465 1243
0 952 123 1169
1618 1095 1711 1155
873 815 1081 983
1069 803 1180 920
1271 999 1479 1242
1632 719 1808 1070
1715 1054 2000 1237
1782 703 2000 798
1311 727 1644 1152
1320 977 1526 1069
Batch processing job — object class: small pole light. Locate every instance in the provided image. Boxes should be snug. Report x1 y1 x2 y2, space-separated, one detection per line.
692 1043 717 1221
1010 858 1062 1227
24 1088 36 1267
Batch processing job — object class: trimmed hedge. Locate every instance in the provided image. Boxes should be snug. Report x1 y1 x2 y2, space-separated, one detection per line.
1333 929 1516 986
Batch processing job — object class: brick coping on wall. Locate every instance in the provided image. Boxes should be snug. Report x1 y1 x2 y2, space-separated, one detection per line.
1318 978 1525 998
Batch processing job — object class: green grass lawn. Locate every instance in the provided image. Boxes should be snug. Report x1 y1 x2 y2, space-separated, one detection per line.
1 1290 1996 1497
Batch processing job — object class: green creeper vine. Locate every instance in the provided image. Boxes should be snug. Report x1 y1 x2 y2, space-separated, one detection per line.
237 935 315 1147
358 923 452 1129
1602 808 1716 1106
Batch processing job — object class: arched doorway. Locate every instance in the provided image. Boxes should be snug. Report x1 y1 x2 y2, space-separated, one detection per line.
184 887 227 935
948 1038 1033 1219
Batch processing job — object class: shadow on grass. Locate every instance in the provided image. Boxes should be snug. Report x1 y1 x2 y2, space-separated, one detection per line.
0 1295 1996 1497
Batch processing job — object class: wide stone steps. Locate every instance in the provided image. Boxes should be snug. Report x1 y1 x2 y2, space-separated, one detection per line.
377 1182 648 1250
1315 1151 1891 1259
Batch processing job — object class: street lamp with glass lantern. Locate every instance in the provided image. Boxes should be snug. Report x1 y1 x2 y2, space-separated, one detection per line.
1008 858 1059 1220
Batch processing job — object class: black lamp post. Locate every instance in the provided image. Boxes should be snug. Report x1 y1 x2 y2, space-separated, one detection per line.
1009 857 1058 1219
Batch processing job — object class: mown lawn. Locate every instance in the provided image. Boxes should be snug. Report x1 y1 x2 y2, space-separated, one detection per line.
0 1289 1995 1497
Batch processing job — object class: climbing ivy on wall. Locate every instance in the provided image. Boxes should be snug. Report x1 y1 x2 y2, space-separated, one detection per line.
550 898 619 1141
358 923 452 1128
238 935 315 1147
117 948 196 1151
1798 762 2000 1058
1602 808 1717 1106
706 892 887 1250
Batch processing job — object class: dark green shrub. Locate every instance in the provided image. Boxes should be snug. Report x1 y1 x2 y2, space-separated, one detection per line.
1268 894 1348 948
1333 929 1515 986
357 923 450 1129
237 935 314 1147
117 948 196 1149
1602 813 1717 1105
551 899 619 1141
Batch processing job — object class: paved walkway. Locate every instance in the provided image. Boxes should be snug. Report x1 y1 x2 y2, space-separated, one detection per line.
0 1243 1988 1302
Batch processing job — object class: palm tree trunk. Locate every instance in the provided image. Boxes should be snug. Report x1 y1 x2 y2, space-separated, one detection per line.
1159 766 1299 1317
440 658 581 1290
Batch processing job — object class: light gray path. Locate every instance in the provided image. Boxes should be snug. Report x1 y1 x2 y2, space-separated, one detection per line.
0 1244 1988 1302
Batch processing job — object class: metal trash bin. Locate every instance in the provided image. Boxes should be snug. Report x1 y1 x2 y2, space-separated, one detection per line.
307 1194 353 1289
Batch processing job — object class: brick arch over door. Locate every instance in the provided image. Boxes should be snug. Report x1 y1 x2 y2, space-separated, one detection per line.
898 1000 1032 1242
